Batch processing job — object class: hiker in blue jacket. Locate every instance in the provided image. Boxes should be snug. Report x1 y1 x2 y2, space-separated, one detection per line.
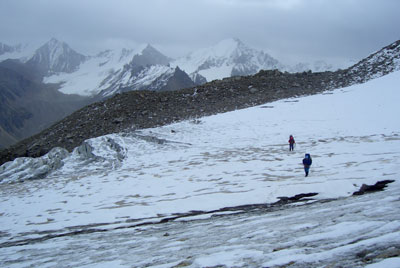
302 154 312 177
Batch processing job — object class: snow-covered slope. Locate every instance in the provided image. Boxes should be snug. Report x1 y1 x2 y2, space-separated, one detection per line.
347 39 400 83
44 45 146 96
0 70 399 267
172 38 282 82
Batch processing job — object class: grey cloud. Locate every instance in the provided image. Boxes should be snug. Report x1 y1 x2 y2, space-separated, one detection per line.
0 0 399 63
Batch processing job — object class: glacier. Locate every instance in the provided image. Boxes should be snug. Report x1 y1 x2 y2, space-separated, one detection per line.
0 71 399 267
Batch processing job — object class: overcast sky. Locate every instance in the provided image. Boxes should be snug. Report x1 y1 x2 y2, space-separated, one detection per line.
0 0 399 64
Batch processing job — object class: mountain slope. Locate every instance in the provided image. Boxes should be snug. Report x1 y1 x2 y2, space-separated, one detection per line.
0 65 33 146
0 60 91 149
44 43 193 97
44 46 146 96
0 125 17 149
347 39 400 83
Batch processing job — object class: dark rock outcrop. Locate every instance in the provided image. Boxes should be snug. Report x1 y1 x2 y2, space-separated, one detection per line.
353 180 395 195
275 193 319 204
158 67 195 91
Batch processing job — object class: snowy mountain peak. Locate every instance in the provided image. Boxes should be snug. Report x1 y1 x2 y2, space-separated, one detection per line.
36 38 73 61
130 44 171 67
172 38 281 82
47 37 64 49
26 38 86 75
209 37 246 57
190 38 250 63
143 43 157 53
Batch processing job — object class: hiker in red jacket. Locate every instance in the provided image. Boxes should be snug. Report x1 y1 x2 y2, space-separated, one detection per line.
288 135 295 151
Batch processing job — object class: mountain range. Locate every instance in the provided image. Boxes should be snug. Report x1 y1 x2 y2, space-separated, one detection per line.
40 42 193 97
0 38 399 165
0 38 398 150
1 38 344 97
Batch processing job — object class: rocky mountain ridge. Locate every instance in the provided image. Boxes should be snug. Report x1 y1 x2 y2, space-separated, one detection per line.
347 39 400 83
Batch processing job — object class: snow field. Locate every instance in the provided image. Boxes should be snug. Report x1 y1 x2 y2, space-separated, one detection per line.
0 70 400 267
